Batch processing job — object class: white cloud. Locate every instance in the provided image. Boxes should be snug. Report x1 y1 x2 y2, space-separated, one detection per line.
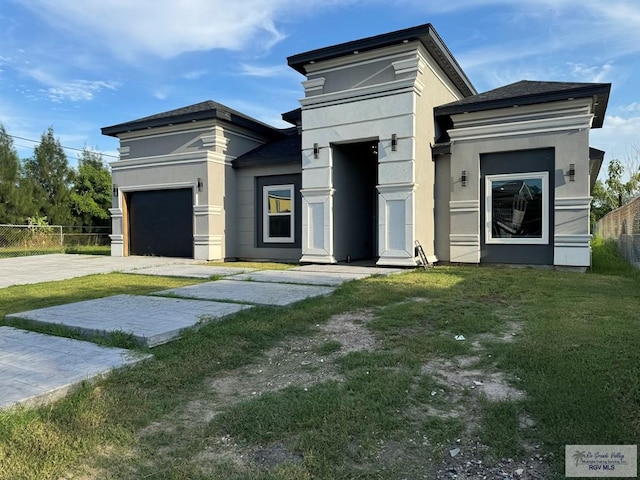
182 70 208 80
239 63 297 78
18 0 298 60
46 80 119 102
591 114 640 162
568 63 614 83
622 102 640 113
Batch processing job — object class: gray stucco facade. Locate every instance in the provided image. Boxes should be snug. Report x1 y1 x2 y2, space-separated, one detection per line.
102 24 610 268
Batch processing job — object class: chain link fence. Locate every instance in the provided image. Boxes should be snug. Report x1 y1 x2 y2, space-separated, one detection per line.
595 197 640 267
0 224 110 258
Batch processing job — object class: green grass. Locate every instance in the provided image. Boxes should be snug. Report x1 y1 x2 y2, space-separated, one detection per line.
0 244 111 258
0 241 638 479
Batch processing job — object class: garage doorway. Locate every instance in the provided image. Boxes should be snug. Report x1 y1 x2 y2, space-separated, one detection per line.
126 189 193 258
332 141 378 262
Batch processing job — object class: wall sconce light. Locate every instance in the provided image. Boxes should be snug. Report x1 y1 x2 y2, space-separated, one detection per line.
112 184 118 197
568 163 576 182
461 170 467 187
313 143 319 159
391 134 398 151
197 177 204 192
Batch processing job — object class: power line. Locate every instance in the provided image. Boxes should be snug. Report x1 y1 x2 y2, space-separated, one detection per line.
7 133 119 159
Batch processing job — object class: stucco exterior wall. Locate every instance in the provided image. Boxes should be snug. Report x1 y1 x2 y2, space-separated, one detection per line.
414 45 465 262
110 122 271 260
446 98 595 266
298 42 466 266
234 164 302 262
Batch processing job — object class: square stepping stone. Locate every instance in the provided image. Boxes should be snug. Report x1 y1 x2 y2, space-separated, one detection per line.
227 269 368 286
127 265 255 279
0 326 151 410
6 295 250 347
155 279 334 306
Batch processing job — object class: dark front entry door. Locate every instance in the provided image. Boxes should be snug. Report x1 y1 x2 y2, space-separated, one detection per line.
127 189 193 258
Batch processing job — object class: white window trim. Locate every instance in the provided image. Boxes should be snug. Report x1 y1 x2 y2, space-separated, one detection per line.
263 184 295 243
485 171 549 245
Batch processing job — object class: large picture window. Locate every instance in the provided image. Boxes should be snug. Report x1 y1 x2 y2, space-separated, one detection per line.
263 184 294 243
485 172 549 244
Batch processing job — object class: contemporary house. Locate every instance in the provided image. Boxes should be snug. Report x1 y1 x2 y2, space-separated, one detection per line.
103 23 610 268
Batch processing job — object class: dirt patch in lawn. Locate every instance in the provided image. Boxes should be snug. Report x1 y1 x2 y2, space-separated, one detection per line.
139 309 376 442
136 311 550 479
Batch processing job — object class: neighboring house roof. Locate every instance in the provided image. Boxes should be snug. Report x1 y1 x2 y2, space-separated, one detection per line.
287 23 477 98
233 128 301 169
435 80 611 128
102 100 281 138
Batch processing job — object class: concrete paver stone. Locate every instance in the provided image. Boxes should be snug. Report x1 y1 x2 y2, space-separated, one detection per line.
6 295 251 347
227 269 370 286
155 279 335 306
0 326 151 410
292 264 403 275
127 265 256 279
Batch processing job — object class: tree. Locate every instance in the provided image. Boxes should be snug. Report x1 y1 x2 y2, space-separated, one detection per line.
0 124 29 223
605 158 640 208
591 153 640 224
71 149 111 228
22 127 75 225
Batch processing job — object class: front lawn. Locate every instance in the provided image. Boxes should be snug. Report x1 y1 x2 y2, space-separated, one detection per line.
0 244 637 479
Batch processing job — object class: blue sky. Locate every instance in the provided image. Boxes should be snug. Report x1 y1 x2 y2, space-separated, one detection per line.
1 0 639 178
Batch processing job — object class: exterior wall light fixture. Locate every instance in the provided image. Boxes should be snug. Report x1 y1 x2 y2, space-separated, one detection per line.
197 177 204 192
461 170 467 187
568 164 576 182
313 143 319 159
112 184 119 197
391 133 398 151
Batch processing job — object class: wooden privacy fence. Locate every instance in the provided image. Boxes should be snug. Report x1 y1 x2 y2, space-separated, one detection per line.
595 197 640 267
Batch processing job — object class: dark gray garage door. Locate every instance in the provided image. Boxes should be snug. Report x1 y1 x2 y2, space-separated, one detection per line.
127 189 193 258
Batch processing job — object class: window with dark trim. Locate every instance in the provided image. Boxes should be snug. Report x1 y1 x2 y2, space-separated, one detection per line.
485 172 549 244
263 184 294 243
256 174 302 248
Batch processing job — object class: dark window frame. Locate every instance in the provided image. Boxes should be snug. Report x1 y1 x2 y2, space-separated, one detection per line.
256 174 302 249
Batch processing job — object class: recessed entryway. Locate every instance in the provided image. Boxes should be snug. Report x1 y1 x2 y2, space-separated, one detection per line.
332 140 379 262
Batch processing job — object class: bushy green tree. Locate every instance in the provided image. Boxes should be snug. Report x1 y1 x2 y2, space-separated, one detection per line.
0 124 30 223
22 127 75 225
605 157 640 208
71 149 111 228
591 154 640 223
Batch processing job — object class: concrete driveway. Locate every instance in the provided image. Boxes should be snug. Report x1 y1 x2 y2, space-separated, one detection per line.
0 254 199 288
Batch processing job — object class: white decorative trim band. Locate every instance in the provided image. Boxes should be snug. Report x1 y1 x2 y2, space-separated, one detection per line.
450 234 480 246
110 151 209 170
554 234 592 246
109 234 123 243
301 187 335 196
449 114 594 142
109 208 123 217
194 205 222 216
392 57 424 77
377 182 416 194
116 181 195 192
449 199 480 213
117 146 130 157
194 235 223 246
303 77 326 94
554 197 592 210
300 78 418 108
